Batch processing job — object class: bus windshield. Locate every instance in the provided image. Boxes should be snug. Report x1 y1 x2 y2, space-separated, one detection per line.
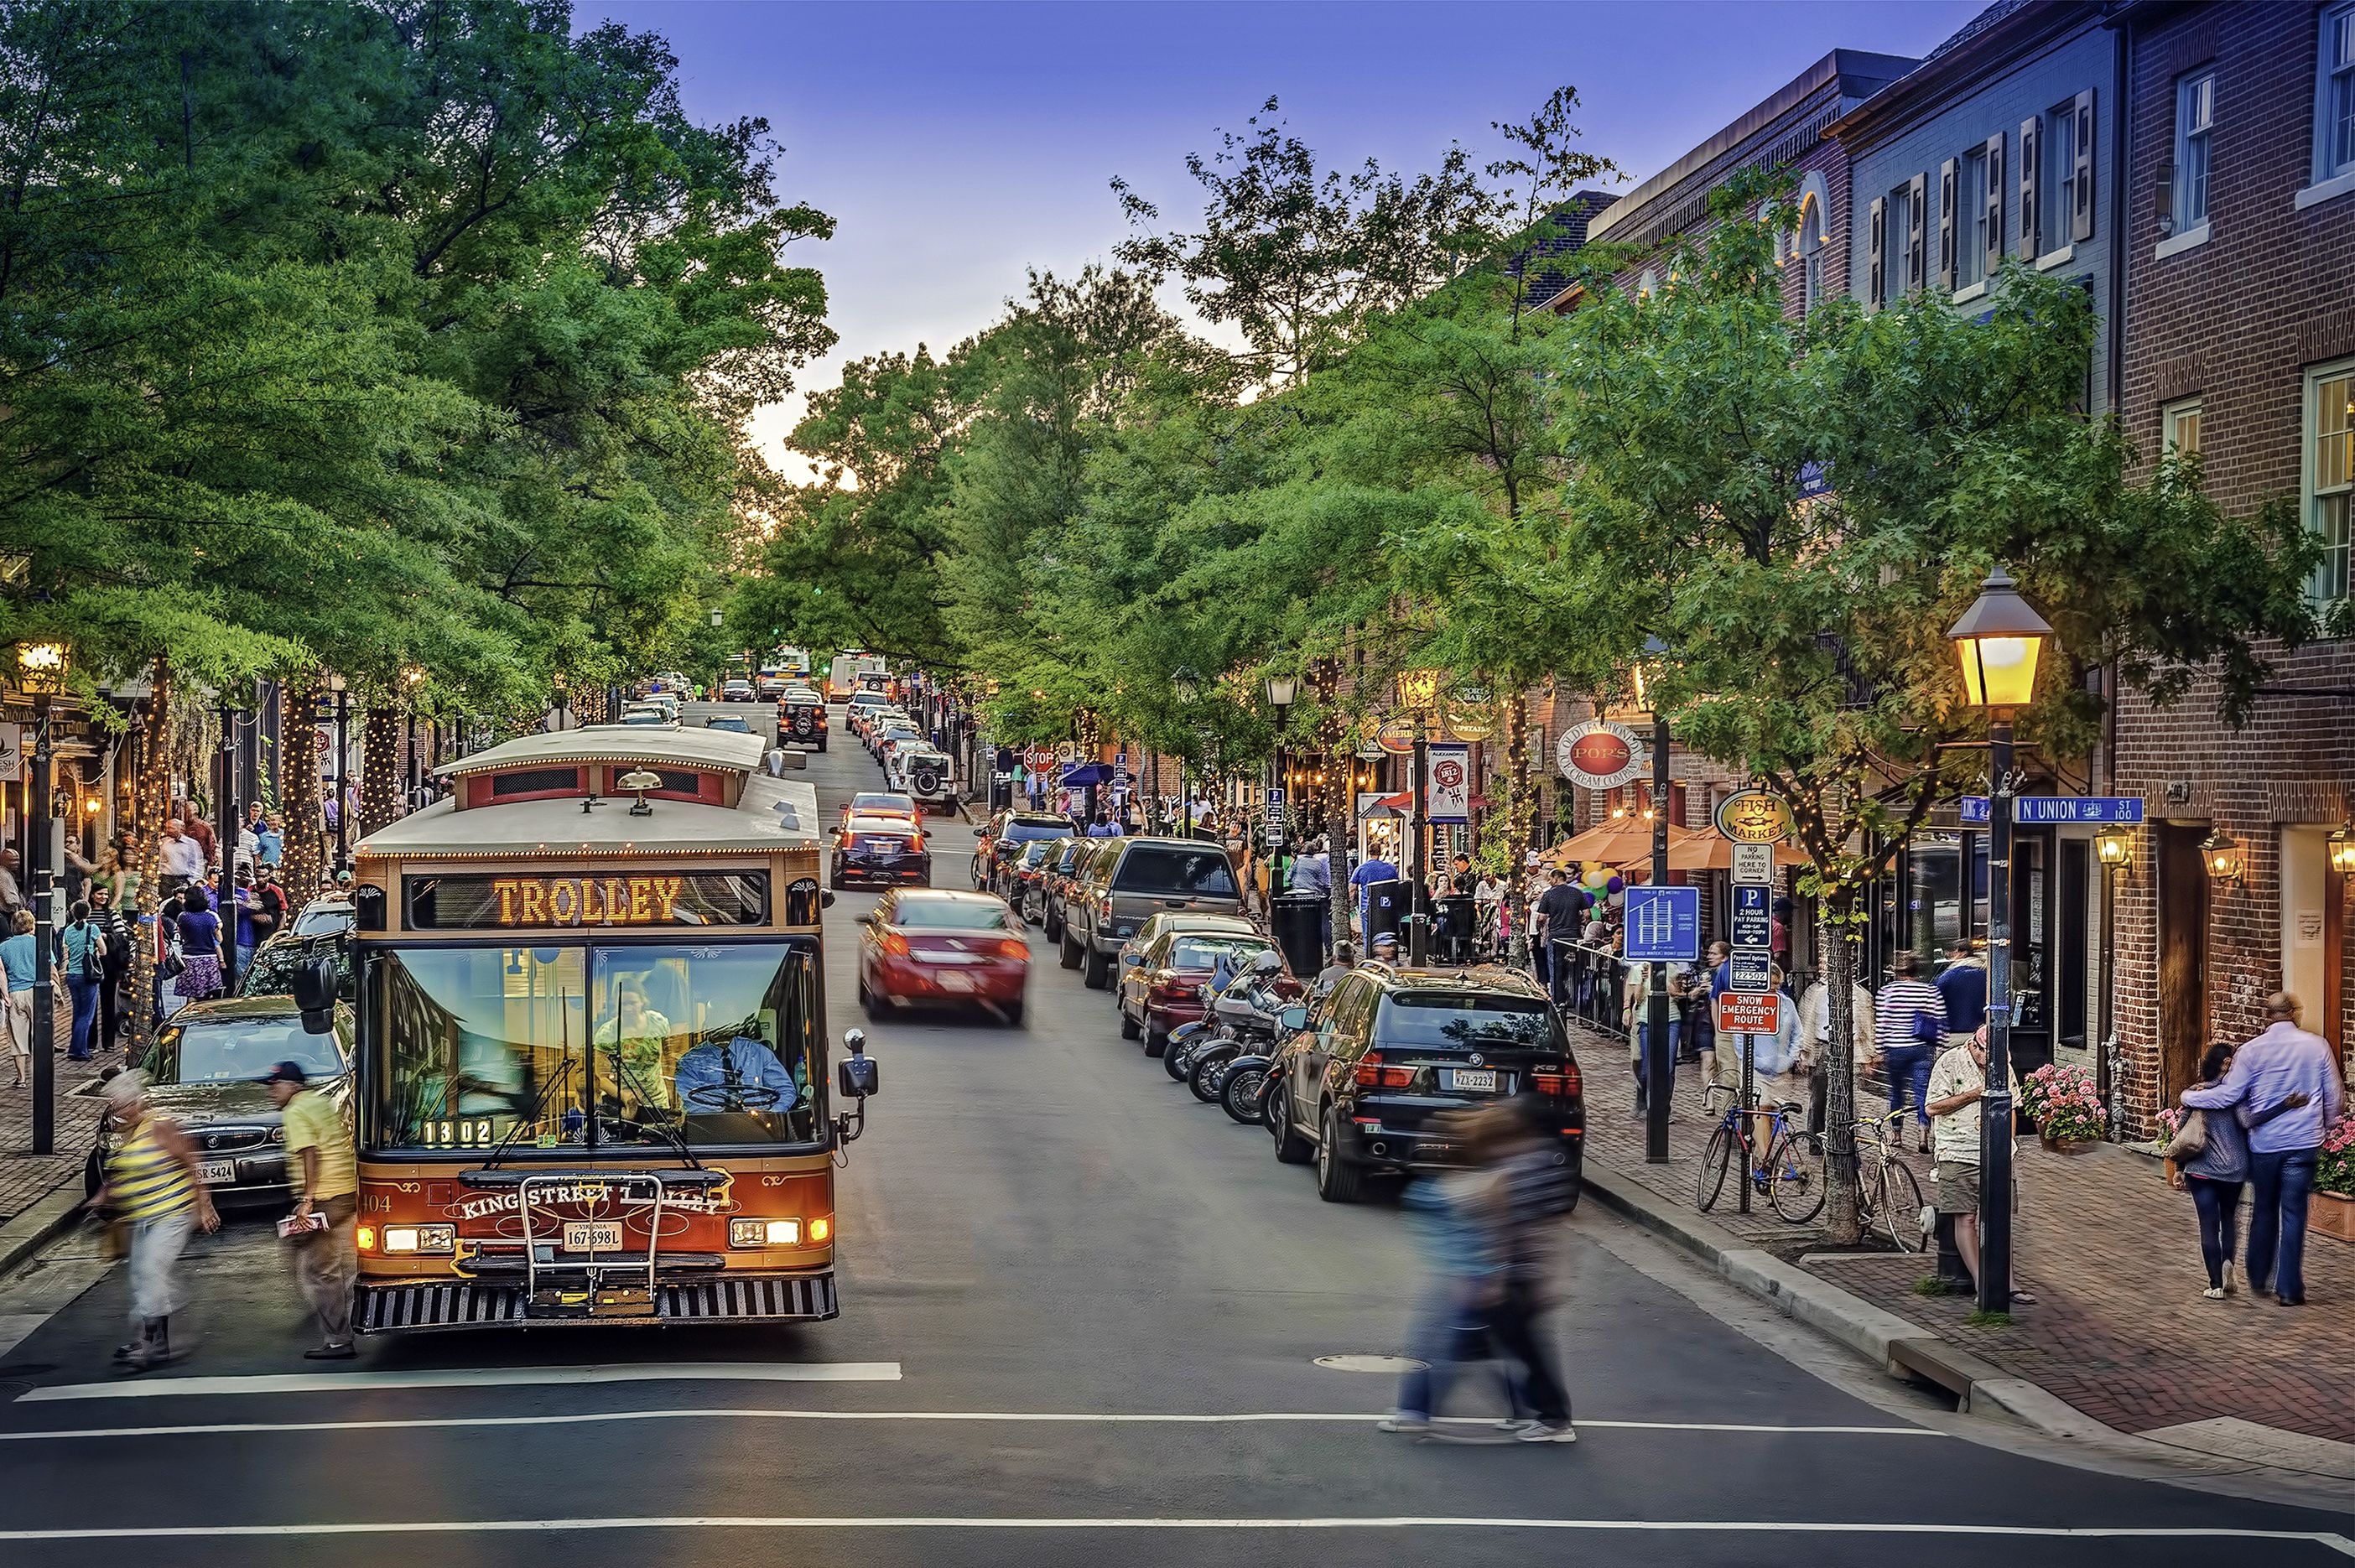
374 941 822 1154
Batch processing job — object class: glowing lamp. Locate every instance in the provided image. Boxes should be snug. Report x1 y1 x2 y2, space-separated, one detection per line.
13 640 70 696
2094 827 2134 869
2202 828 2245 884
2332 824 2355 875
1947 567 2052 712
1396 668 1443 711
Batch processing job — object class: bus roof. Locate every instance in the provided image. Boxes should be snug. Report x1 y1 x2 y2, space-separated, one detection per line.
359 726 821 858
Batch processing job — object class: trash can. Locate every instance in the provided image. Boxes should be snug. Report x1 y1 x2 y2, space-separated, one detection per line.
1270 890 1327 979
1434 893 1477 963
1362 878 1410 947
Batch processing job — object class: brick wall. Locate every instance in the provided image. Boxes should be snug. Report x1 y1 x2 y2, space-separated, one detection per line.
2110 0 2355 1134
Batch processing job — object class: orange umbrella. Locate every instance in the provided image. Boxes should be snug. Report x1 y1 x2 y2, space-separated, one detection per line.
1653 830 1812 874
1541 818 1701 870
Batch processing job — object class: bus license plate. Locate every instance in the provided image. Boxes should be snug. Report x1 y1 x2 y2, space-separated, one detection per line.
1448 1068 1498 1093
565 1222 623 1252
198 1160 236 1186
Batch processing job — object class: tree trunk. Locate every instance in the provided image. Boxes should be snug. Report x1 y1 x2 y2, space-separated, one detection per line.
360 704 399 832
124 659 173 1060
1822 883 1863 1244
278 671 326 901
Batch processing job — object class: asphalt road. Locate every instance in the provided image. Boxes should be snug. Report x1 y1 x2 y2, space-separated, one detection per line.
0 699 2347 1563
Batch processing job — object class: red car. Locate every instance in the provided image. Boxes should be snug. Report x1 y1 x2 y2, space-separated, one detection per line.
855 889 1030 1025
1117 924 1275 1055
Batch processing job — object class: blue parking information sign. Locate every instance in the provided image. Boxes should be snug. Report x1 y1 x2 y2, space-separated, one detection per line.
1623 885 1701 963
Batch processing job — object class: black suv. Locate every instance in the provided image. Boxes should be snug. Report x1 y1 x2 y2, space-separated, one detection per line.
1266 963 1584 1204
777 691 827 750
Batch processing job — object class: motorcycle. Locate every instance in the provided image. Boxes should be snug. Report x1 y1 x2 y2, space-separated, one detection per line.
1183 963 1300 1104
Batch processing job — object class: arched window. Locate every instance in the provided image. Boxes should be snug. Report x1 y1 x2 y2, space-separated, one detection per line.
1797 192 1827 314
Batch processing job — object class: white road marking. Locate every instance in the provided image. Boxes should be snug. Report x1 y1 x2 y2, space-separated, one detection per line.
0 1517 2347 1551
15 1362 902 1402
0 1408 1945 1441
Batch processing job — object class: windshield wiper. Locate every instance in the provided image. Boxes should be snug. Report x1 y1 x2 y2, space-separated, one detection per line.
599 1040 704 1171
481 990 578 1171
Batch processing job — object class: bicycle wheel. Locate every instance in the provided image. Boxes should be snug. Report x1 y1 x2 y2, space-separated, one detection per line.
1877 1159 1926 1252
1695 1124 1733 1212
1766 1127 1826 1223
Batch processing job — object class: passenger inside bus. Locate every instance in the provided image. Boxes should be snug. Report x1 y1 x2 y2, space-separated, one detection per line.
592 977 675 1114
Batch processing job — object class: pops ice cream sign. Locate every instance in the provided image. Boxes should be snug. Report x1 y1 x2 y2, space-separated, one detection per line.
1556 720 1645 789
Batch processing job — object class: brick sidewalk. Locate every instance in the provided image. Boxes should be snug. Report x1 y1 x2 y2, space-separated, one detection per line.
0 998 122 1227
1574 1027 2355 1444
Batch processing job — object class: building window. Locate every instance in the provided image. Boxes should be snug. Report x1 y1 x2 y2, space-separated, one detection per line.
2044 101 2077 252
2162 397 2202 458
1885 183 1913 297
2174 70 2214 231
2322 3 2355 183
1960 149 1990 287
1796 193 1826 315
2313 363 2355 605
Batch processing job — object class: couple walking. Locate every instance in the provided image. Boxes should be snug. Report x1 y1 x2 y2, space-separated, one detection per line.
1382 1094 1578 1444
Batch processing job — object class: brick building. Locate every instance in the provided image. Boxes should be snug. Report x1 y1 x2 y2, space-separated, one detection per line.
2107 0 2355 1133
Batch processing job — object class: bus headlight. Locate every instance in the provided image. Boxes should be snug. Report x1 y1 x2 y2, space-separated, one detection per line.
729 1218 801 1248
382 1224 455 1255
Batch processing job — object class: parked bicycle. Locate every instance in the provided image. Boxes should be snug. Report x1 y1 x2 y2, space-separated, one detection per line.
1696 1083 1824 1223
1849 1109 1927 1253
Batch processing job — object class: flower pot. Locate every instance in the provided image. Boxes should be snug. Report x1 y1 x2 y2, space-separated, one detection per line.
2313 1191 2355 1244
2039 1132 2093 1156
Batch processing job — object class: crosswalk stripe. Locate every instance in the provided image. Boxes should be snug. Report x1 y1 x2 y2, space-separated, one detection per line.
0 1518 2344 1550
14 1362 902 1403
0 1409 1943 1441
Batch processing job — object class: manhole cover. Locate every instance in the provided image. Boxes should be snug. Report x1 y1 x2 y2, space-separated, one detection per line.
1313 1354 1426 1373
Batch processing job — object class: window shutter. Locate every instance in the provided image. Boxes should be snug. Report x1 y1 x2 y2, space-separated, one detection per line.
1869 196 1885 305
1983 132 2005 280
1937 158 1958 291
2155 160 2175 232
2018 116 2040 258
1907 173 1927 290
2072 88 2096 241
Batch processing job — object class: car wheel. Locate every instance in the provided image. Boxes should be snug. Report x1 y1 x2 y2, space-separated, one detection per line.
1002 999 1025 1028
1043 912 1062 942
1082 947 1110 990
1271 1087 1313 1164
1315 1106 1365 1202
1118 1005 1141 1041
1142 1025 1167 1058
82 1148 103 1200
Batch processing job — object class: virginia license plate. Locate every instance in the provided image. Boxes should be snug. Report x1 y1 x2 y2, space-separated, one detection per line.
1448 1068 1499 1093
564 1221 623 1252
197 1160 236 1186
937 970 975 992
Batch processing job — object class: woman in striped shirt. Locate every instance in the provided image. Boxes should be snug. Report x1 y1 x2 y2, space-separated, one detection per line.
1874 952 1947 1155
93 1070 218 1372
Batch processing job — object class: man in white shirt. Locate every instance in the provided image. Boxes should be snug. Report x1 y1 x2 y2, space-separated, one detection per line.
158 820 207 893
1926 1027 2031 1302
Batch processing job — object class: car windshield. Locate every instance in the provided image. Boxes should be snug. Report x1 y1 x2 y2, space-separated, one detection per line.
852 794 916 815
1375 993 1564 1054
153 1015 346 1084
892 899 1012 931
1170 936 1271 969
237 940 351 999
374 942 821 1152
291 904 354 938
706 717 751 732
1002 819 1068 844
1113 845 1239 898
1016 843 1053 867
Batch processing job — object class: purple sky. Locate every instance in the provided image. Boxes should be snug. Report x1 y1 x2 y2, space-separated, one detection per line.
587 1 1988 470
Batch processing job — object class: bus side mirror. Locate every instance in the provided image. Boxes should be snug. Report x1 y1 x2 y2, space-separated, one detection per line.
293 958 337 1035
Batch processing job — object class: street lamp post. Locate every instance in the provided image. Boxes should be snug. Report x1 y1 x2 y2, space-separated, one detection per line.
331 675 351 871
16 640 70 1155
1947 565 2053 1316
1640 637 1672 1166
216 695 239 996
1264 673 1297 893
1397 670 1443 963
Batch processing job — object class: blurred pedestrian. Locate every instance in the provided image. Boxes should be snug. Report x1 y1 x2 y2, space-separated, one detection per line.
1382 1107 1524 1438
267 1060 359 1359
1488 1096 1579 1441
2182 993 2344 1307
93 1069 218 1372
88 883 131 1057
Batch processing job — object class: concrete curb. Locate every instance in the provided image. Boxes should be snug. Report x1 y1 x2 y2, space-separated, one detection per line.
0 1182 90 1280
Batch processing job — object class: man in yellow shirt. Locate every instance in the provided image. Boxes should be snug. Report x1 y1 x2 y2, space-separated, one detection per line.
267 1060 358 1359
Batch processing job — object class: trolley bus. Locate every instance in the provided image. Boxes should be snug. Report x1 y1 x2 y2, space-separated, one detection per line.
288 725 879 1333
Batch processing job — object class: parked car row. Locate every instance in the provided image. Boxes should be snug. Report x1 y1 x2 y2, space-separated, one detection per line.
1027 820 1589 1207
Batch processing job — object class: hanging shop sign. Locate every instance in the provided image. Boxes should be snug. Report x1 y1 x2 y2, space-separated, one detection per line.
1713 788 1795 844
1376 717 1418 756
1556 720 1645 790
1445 704 1495 742
1424 744 1472 824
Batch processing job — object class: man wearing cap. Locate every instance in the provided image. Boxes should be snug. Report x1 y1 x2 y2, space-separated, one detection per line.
266 1062 359 1359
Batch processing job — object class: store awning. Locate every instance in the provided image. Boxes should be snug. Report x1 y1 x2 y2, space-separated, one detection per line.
1541 818 1700 869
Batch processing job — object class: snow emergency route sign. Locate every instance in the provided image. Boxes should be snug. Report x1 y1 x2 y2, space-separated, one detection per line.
1717 992 1782 1036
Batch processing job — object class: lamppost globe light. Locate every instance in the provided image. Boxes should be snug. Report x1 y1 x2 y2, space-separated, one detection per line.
2332 823 2355 875
1263 672 1298 709
1947 565 2053 711
1396 668 1442 712
13 639 70 696
2095 826 2135 868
